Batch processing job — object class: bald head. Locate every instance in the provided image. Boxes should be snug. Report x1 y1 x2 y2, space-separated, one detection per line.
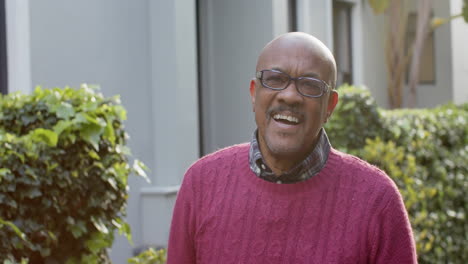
256 32 337 89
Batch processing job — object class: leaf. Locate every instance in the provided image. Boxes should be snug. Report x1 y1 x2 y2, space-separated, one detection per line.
133 160 150 182
368 0 390 14
112 162 129 186
47 231 57 242
116 218 133 244
85 232 111 254
30 128 58 147
103 119 116 146
91 217 109 234
107 177 118 190
88 150 101 160
53 120 74 137
52 102 75 120
39 247 51 257
113 105 127 121
0 218 29 242
0 168 11 183
26 188 42 198
21 115 36 126
70 220 87 238
80 124 103 151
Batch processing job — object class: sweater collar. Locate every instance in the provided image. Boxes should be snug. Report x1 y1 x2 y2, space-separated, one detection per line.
248 128 331 184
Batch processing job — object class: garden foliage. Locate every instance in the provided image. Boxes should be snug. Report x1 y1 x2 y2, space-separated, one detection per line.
326 85 467 263
0 85 147 263
127 248 167 264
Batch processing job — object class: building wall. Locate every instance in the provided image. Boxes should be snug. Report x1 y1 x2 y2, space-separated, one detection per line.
10 0 200 262
5 0 32 94
450 0 468 104
27 1 155 261
199 0 289 154
354 1 389 107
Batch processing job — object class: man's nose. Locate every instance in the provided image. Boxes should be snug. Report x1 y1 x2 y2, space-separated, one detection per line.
276 80 303 104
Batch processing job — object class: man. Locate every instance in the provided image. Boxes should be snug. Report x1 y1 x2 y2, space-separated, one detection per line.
167 32 417 263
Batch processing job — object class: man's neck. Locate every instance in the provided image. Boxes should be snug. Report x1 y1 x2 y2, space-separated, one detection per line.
260 138 319 176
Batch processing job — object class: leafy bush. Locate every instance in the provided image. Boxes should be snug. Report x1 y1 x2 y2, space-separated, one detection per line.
325 84 384 152
0 85 147 263
128 248 167 264
326 85 467 263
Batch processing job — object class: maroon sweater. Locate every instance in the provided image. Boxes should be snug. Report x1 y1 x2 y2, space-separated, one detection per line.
167 144 417 263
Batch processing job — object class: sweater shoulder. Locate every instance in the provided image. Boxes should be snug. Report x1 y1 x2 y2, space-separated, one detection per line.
328 148 397 190
328 149 405 217
195 143 249 166
183 143 249 177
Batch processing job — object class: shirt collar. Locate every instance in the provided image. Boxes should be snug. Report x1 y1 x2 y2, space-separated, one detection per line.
249 128 331 184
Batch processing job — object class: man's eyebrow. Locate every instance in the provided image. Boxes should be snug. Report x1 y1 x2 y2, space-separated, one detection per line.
301 72 320 78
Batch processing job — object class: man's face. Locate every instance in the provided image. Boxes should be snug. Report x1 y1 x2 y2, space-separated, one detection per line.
250 40 338 164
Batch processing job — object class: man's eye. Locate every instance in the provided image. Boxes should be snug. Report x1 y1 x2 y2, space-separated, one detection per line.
266 75 287 84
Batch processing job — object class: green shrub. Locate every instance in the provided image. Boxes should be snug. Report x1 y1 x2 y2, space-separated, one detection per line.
326 85 468 263
127 248 167 264
326 84 384 153
0 85 147 263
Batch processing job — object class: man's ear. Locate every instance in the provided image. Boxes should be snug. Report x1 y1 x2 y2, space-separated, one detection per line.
325 90 339 122
250 79 256 112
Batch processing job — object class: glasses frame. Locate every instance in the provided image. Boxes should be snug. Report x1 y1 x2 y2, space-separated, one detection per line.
256 69 330 98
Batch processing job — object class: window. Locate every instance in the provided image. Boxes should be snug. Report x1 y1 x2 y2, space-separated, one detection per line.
333 1 353 87
0 0 7 94
288 0 297 32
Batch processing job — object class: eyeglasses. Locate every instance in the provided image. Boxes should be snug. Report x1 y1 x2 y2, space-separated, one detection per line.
256 69 330 98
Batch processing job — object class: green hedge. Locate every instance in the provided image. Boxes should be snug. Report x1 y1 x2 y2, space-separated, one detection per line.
128 248 166 264
0 86 147 263
326 85 467 264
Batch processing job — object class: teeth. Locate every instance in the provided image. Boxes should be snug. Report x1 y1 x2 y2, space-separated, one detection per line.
273 114 299 123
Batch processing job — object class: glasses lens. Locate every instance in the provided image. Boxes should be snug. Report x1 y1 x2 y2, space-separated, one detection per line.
262 71 289 89
298 78 324 97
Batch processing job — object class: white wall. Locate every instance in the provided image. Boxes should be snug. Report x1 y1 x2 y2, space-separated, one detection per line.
140 0 199 253
5 0 32 94
199 0 289 154
357 1 388 107
27 1 154 261
450 0 468 104
297 0 334 49
15 0 200 262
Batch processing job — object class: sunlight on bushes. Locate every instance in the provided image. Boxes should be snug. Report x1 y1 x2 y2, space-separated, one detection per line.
326 85 467 263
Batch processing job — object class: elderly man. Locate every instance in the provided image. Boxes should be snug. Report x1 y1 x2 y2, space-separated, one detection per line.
167 32 416 263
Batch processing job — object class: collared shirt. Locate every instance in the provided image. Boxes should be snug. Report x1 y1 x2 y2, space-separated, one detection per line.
248 128 331 184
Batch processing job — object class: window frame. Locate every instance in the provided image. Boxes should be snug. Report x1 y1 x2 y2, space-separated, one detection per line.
0 0 8 94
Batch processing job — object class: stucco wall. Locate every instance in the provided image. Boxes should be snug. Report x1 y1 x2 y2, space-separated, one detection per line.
358 2 389 107
450 0 468 104
199 0 289 154
26 0 200 262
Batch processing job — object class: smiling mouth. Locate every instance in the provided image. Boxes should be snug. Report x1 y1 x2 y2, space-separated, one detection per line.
273 114 300 125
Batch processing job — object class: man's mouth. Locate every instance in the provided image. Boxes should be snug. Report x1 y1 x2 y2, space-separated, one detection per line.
272 113 300 125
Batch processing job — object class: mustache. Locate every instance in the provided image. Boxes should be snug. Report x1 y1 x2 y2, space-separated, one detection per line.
266 105 304 118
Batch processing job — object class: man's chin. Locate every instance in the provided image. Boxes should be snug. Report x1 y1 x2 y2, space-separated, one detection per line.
266 142 304 158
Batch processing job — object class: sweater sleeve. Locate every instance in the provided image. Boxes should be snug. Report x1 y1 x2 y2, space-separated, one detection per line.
369 183 417 264
167 167 197 264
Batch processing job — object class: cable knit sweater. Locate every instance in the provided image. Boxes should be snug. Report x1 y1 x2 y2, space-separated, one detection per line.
167 144 417 264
